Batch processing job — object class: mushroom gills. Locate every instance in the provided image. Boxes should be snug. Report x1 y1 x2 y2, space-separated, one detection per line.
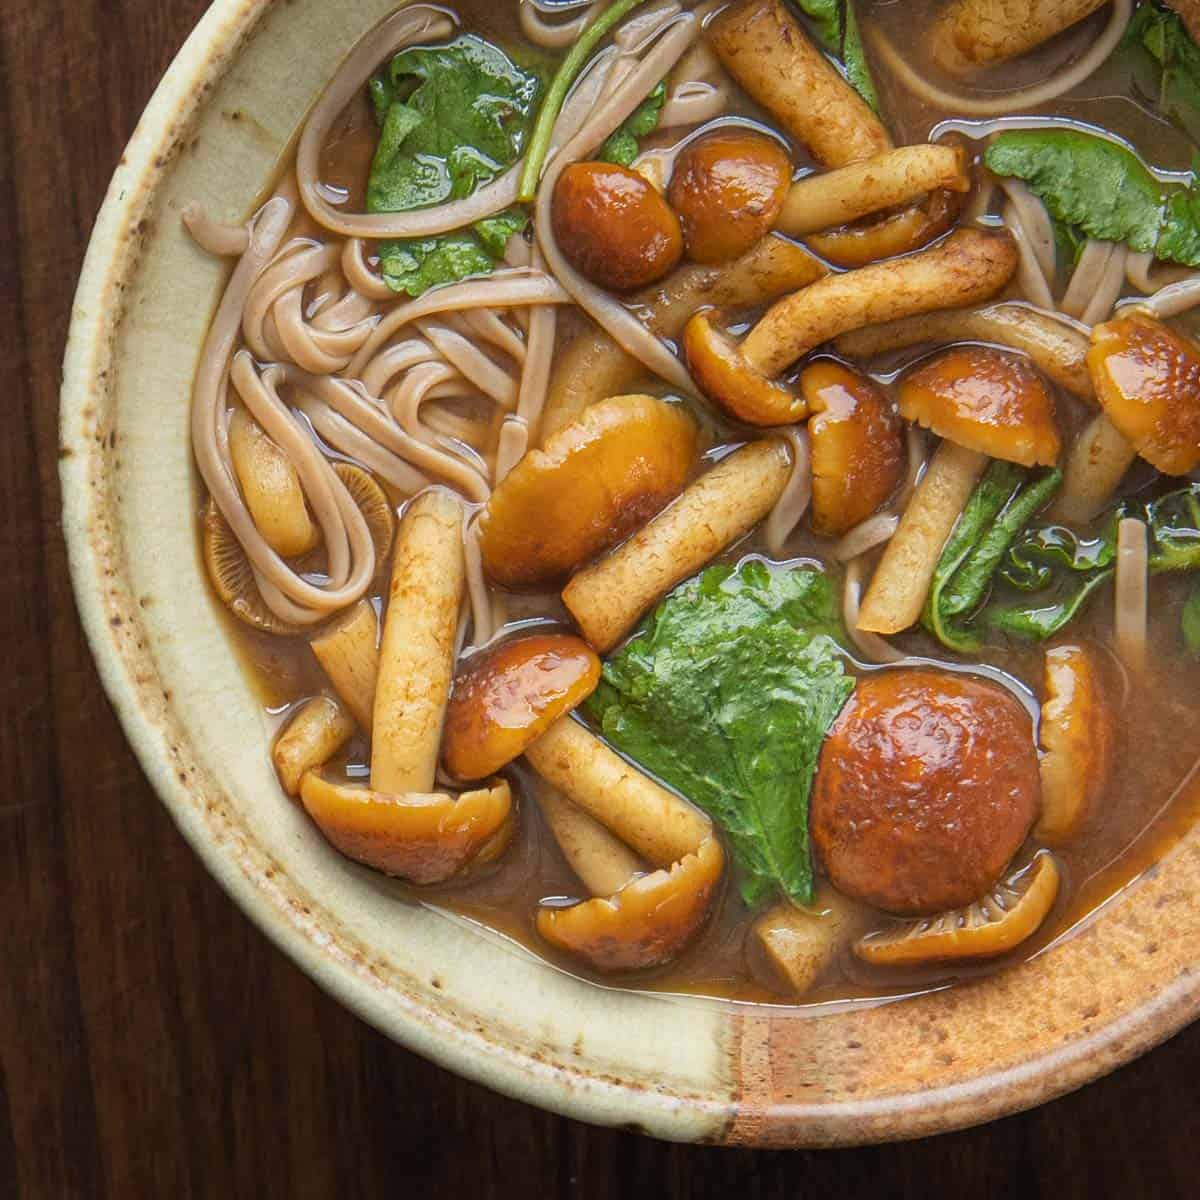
854 853 1061 966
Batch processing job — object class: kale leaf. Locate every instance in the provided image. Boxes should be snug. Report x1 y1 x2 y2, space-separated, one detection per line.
366 35 541 296
598 81 666 167
586 560 855 908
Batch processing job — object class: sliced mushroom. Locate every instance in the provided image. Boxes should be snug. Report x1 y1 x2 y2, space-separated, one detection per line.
898 345 1062 467
931 0 1108 74
667 129 792 264
812 669 1041 915
708 0 891 168
542 235 826 438
309 599 380 731
229 406 320 558
563 439 792 652
1038 644 1116 845
854 853 1060 966
801 362 904 537
1088 313 1200 475
442 634 601 781
298 490 512 884
479 395 698 589
273 696 356 797
754 888 865 998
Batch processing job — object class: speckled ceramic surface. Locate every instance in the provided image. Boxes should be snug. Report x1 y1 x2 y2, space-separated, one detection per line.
60 0 1200 1146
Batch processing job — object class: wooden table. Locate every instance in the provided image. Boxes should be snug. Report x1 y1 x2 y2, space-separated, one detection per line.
2 1 1199 1194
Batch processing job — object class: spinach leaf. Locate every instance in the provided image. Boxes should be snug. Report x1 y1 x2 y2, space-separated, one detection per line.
587 561 855 908
367 35 541 295
924 463 1061 652
598 81 666 167
1122 0 1200 144
796 0 881 111
795 0 843 49
985 128 1200 268
1184 578 1200 656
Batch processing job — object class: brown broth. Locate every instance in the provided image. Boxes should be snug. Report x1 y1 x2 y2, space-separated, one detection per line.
210 0 1200 1008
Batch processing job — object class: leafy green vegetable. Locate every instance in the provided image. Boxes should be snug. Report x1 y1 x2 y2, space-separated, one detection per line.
598 81 667 166
795 0 842 49
366 35 541 295
924 464 1061 652
1051 212 1086 273
587 561 856 907
796 0 880 110
985 129 1200 268
1122 0 1200 144
1183 578 1200 656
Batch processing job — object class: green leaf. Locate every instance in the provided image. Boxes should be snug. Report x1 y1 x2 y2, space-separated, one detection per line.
841 1 880 112
1183 578 1200 657
1050 213 1086 272
795 0 844 51
587 561 855 907
598 81 666 166
376 232 496 297
1122 1 1200 145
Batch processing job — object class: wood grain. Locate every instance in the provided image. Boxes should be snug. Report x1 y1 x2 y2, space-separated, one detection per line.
1 0 1199 1195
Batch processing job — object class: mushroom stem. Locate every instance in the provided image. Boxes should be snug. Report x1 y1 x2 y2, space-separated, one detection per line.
708 0 890 168
371 489 465 793
776 145 970 239
931 0 1109 74
542 235 825 439
1053 413 1136 524
754 890 865 997
858 442 988 635
537 786 644 896
1115 517 1149 679
309 599 381 732
740 229 1019 379
273 696 356 797
562 439 792 652
524 718 711 866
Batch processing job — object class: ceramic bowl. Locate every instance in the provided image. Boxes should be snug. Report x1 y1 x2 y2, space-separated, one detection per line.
60 0 1200 1146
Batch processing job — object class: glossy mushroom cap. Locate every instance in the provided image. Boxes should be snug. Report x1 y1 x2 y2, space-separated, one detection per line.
811 670 1041 915
478 394 698 589
899 345 1061 467
442 635 601 781
800 361 904 536
1088 312 1200 475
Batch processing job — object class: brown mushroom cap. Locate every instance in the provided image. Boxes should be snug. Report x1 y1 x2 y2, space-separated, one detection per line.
442 635 601 781
1037 644 1116 845
899 345 1061 467
667 129 793 265
299 771 512 885
536 836 724 971
801 360 904 536
478 394 698 588
854 852 1060 966
1088 312 1200 475
811 669 1041 915
683 312 807 426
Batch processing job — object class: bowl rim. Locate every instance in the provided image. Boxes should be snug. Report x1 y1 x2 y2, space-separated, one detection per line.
59 0 1200 1147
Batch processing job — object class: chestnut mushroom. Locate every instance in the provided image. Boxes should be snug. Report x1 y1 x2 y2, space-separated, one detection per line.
297 489 512 885
754 888 866 997
273 696 356 797
551 162 684 291
309 599 380 731
1037 644 1116 844
931 0 1108 74
478 394 699 590
811 670 1041 916
801 361 904 537
855 853 1061 966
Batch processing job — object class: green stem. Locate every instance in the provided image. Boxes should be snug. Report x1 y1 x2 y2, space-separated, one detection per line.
517 0 650 203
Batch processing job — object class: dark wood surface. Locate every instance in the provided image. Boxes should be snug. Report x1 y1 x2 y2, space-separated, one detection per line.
2 1 1199 1195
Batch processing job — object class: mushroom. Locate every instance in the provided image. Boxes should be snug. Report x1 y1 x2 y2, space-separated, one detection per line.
537 786 644 897
931 0 1108 74
203 462 394 634
811 670 1041 915
1054 412 1136 524
563 438 792 652
552 162 684 291
898 345 1062 468
309 599 380 731
1088 313 1200 476
1037 644 1116 844
542 235 826 438
441 634 601 781
525 717 723 971
801 361 904 537
478 394 698 589
272 696 356 797
229 406 320 558
754 888 865 998
707 0 891 168
298 489 512 884
682 230 1019 419
854 853 1061 966
667 128 793 264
